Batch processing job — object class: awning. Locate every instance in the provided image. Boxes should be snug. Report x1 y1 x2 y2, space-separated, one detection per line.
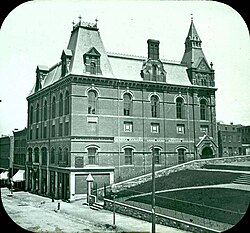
12 170 25 182
0 171 9 180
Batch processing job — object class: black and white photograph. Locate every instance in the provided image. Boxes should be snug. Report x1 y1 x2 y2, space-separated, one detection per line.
0 0 249 232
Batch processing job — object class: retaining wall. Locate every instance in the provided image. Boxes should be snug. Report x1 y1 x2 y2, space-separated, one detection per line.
104 198 221 233
110 155 250 193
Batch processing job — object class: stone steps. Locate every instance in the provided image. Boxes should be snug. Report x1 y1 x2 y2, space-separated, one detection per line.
233 174 250 185
90 202 104 211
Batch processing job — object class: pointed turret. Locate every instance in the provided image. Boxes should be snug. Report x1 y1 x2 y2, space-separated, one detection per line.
181 17 205 68
181 17 215 87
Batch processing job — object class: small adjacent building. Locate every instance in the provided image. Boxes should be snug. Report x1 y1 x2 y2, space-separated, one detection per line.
12 128 27 190
237 125 250 155
0 135 14 186
217 122 242 157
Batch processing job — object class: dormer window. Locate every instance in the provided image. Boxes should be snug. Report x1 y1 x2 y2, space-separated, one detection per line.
83 47 102 75
35 65 49 92
61 49 72 77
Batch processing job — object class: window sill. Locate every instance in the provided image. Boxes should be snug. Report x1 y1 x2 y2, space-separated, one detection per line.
121 164 134 167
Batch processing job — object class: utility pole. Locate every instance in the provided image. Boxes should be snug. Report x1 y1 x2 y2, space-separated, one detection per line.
113 194 116 226
152 144 156 233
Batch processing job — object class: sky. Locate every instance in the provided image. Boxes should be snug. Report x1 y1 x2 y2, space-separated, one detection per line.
0 0 249 135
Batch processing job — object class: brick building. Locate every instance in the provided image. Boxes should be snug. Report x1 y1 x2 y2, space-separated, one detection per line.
0 135 14 186
237 125 250 155
12 128 27 190
217 122 242 157
25 18 218 200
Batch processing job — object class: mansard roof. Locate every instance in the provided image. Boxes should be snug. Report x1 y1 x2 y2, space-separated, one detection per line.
108 53 191 86
66 21 114 77
29 62 61 95
29 19 214 97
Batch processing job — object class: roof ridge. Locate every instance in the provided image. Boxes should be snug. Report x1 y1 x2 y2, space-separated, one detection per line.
108 51 181 64
49 61 61 72
107 51 146 59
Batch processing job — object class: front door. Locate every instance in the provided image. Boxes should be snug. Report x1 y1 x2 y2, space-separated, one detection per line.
201 147 213 159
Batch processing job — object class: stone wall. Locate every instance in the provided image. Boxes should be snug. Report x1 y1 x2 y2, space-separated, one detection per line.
104 198 220 233
102 155 250 195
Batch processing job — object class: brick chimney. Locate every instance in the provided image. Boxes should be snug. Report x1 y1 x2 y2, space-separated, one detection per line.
147 39 160 60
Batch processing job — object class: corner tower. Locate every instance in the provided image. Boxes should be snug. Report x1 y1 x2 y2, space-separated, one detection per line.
181 17 215 87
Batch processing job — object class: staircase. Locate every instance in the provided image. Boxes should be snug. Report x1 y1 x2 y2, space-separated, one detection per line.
233 174 250 185
90 202 104 211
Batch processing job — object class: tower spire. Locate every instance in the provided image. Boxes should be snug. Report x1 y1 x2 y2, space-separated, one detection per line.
181 17 215 87
181 17 204 68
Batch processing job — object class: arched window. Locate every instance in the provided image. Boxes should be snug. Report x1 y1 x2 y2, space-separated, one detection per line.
90 62 96 75
200 99 208 120
43 100 47 121
88 90 97 114
36 103 40 123
123 93 132 116
50 148 55 164
178 148 186 164
41 147 47 165
124 148 133 165
64 90 69 115
58 148 62 162
88 147 97 165
151 95 159 118
30 106 33 125
152 147 160 164
63 148 69 165
59 93 63 116
52 96 56 118
28 148 32 162
34 147 39 163
176 97 184 119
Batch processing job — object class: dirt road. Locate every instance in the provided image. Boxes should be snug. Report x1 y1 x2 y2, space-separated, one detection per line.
1 188 185 233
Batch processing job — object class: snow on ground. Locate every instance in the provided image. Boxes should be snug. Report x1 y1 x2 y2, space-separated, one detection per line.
1 188 185 233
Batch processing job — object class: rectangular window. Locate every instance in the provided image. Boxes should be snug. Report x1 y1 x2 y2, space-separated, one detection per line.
223 135 227 142
151 123 159 133
200 125 209 134
52 124 55 137
64 122 69 136
153 148 160 164
29 128 32 140
88 156 96 165
177 124 185 134
124 148 133 165
124 121 133 132
88 148 97 165
59 123 63 136
36 126 39 139
43 126 47 138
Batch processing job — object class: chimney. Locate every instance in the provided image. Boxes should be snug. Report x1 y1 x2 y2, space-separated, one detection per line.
147 39 160 60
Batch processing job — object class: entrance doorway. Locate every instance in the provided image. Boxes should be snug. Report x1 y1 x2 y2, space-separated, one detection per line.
201 147 213 159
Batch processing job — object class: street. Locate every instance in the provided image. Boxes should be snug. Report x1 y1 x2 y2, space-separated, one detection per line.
0 188 186 233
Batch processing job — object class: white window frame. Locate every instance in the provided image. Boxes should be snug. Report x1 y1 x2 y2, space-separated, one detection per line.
151 123 159 133
124 121 133 132
177 124 185 134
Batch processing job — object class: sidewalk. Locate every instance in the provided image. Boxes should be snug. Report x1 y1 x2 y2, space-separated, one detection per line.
1 188 186 233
